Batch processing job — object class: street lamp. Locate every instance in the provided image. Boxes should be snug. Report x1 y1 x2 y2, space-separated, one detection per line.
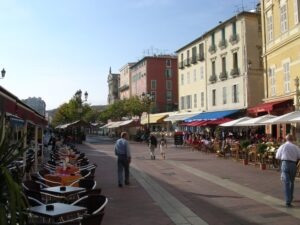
1 68 6 79
142 92 153 134
294 76 300 111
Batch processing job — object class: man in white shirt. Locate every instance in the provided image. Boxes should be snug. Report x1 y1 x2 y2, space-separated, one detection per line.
276 134 300 207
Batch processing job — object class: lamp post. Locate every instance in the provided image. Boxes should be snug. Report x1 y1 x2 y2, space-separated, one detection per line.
0 68 6 79
294 76 300 111
142 92 153 134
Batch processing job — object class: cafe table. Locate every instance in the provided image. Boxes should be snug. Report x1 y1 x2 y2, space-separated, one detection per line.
41 186 85 203
28 202 86 223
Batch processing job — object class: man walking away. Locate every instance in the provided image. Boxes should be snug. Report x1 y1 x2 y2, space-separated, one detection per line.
115 132 131 187
276 134 300 207
149 134 157 160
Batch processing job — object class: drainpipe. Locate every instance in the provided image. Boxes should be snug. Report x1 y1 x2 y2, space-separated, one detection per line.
261 0 269 100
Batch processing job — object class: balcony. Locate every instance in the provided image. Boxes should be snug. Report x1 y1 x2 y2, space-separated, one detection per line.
208 44 216 54
218 39 227 50
229 34 239 45
191 56 197 64
184 59 191 67
230 68 240 77
119 84 129 92
197 54 204 61
219 71 228 81
178 61 184 69
209 74 217 83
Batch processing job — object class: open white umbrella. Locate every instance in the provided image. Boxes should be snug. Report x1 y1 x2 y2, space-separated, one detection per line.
236 114 277 126
262 111 300 124
219 117 252 127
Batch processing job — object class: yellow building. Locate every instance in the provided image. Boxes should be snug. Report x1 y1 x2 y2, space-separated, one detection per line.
259 0 300 137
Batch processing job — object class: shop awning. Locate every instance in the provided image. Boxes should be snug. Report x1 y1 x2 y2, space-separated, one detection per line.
236 114 277 126
141 113 169 125
262 111 300 124
247 99 292 115
164 112 200 122
219 117 252 127
184 109 240 122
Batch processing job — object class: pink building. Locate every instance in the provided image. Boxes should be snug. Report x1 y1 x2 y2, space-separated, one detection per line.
130 55 178 113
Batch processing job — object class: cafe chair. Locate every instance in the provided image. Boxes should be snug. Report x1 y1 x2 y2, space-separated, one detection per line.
81 212 104 225
27 196 45 207
22 180 43 202
77 188 102 198
71 194 108 215
70 178 97 190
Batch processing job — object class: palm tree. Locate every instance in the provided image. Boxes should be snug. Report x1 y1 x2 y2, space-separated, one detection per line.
0 112 28 225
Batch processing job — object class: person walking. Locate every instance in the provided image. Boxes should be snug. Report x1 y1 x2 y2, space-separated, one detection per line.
159 135 167 159
275 134 300 207
149 134 157 160
114 132 131 187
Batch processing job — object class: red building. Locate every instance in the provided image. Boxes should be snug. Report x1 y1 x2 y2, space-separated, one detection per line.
131 55 178 113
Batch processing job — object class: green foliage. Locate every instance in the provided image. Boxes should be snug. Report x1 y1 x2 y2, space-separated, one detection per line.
257 143 268 154
240 139 250 149
0 114 28 225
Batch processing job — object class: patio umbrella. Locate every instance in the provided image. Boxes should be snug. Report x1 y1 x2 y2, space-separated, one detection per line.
236 114 277 126
219 117 252 127
262 111 300 124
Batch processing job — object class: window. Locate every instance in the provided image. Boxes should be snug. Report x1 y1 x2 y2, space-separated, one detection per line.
269 67 276 96
193 69 197 82
212 61 216 75
221 28 226 41
181 74 184 85
187 72 190 84
194 94 197 108
181 96 185 109
187 50 190 64
200 92 204 108
166 91 172 102
295 0 300 24
267 14 273 41
151 91 156 102
232 21 237 35
151 80 157 90
200 66 204 80
222 87 227 104
211 33 215 45
233 52 238 69
192 47 197 62
280 3 288 33
212 89 216 106
166 59 171 67
232 84 239 103
165 68 172 78
222 56 226 73
199 43 204 59
166 80 172 90
186 95 192 109
283 62 290 93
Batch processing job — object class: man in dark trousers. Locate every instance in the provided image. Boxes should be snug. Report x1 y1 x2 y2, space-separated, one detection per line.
149 134 158 160
115 132 131 187
276 134 300 207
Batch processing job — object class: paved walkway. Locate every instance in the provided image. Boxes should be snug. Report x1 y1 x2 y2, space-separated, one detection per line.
78 135 300 225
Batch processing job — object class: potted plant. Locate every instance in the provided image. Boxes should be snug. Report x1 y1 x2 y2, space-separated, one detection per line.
240 139 250 165
0 112 28 225
257 142 268 170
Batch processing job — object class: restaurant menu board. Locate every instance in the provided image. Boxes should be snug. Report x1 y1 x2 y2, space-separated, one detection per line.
174 132 183 146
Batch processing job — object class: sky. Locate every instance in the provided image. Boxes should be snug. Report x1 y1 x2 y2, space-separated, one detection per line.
0 0 258 110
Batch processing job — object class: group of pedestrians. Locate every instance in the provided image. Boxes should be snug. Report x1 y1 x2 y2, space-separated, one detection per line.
113 131 300 208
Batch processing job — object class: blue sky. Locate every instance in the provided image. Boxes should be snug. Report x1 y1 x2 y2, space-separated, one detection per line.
0 0 258 110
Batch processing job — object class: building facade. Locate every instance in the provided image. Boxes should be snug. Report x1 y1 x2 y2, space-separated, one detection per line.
107 67 120 105
119 63 135 100
22 97 46 116
261 0 300 106
130 55 178 113
177 10 264 114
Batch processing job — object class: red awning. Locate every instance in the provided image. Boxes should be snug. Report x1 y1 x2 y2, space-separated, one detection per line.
204 118 232 125
248 100 292 115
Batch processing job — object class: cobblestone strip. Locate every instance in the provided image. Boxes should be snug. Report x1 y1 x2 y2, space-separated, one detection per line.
167 160 300 219
130 165 209 225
